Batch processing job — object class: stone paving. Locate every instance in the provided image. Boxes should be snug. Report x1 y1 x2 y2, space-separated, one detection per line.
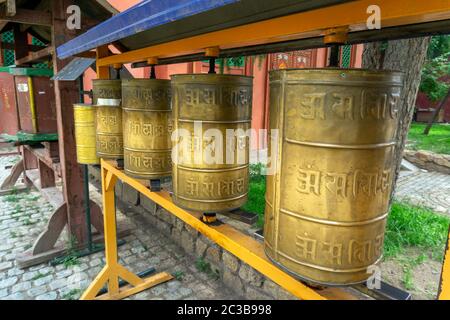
0 153 236 300
395 170 450 215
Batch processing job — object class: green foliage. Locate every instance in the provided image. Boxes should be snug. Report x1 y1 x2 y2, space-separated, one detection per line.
61 255 80 268
407 123 450 154
427 35 450 59
32 272 50 281
420 36 450 102
50 236 81 268
3 194 19 202
173 271 185 281
242 164 267 227
384 202 450 260
22 218 36 226
195 258 219 279
420 53 450 102
26 194 41 202
402 265 415 290
62 289 83 300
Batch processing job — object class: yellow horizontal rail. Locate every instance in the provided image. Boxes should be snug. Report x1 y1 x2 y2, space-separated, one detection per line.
98 0 450 66
102 160 339 300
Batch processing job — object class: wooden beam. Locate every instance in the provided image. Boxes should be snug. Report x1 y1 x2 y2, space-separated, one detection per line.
0 41 46 51
15 46 53 65
0 8 52 26
74 51 97 59
0 21 8 32
13 24 28 61
51 0 88 244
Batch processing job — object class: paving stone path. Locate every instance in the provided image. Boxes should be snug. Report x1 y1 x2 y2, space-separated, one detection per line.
395 170 450 215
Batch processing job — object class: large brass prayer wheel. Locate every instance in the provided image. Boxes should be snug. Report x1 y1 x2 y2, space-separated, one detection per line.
171 74 253 213
73 104 99 165
264 69 403 285
122 79 172 179
93 80 123 159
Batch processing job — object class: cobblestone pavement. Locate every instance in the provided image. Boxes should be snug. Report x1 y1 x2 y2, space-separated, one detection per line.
395 170 450 215
0 154 236 300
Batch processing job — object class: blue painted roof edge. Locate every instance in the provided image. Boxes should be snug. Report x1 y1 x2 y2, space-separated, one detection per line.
57 0 238 59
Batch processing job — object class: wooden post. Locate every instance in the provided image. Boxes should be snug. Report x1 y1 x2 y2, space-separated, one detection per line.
13 24 28 62
51 0 87 245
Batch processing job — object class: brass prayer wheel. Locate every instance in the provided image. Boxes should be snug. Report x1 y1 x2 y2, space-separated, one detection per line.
73 104 99 165
264 69 403 285
122 79 172 179
92 79 121 104
171 74 253 213
93 80 123 159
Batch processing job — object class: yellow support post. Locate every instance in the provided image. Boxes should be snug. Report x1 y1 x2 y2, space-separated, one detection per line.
92 160 336 300
27 77 38 133
80 162 173 300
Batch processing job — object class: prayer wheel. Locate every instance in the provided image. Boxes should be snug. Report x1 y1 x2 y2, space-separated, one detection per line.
264 69 403 285
171 74 252 213
122 79 172 179
93 80 123 159
73 104 99 165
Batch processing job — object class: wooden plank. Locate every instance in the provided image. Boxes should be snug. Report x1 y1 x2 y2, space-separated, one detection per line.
24 145 59 170
16 227 132 269
74 51 97 59
0 8 52 26
0 42 47 51
15 46 54 65
0 159 23 190
38 158 56 189
13 25 28 62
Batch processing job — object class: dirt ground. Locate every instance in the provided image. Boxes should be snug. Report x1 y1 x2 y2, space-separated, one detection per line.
380 248 444 300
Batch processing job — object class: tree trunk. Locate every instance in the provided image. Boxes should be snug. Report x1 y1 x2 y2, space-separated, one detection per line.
362 38 430 197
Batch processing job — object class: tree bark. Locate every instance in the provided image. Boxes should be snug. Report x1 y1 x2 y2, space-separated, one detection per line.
362 38 430 197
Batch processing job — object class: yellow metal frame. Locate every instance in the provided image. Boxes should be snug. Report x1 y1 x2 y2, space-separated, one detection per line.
97 0 450 66
82 160 371 300
83 161 450 300
439 227 450 300
80 163 173 300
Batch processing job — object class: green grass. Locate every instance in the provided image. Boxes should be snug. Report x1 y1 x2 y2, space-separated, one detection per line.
407 122 450 154
62 289 83 300
195 258 220 279
3 194 19 203
384 202 450 260
173 271 185 281
32 272 50 281
244 165 450 260
242 164 267 227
